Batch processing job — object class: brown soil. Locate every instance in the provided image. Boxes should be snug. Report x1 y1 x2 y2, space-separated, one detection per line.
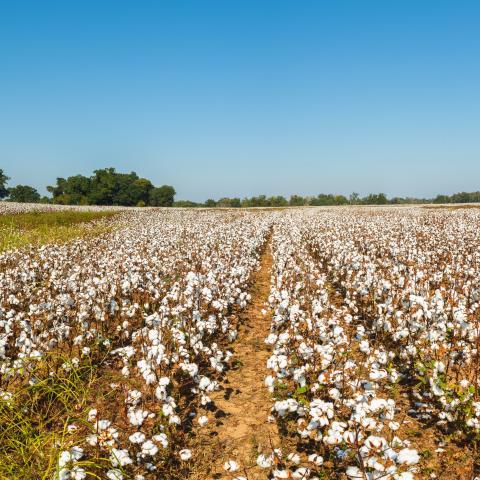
201 237 279 479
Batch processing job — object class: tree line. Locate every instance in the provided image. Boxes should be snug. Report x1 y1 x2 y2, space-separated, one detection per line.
0 168 175 206
1 167 479 207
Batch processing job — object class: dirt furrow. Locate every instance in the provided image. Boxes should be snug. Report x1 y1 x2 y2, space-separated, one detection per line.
203 237 279 479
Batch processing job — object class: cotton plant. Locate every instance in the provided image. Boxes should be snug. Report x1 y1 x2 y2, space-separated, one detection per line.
3 206 480 478
0 209 276 477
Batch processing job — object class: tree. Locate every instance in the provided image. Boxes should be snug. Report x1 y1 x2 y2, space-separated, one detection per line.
132 178 154 205
149 185 176 207
362 193 388 205
48 175 90 204
0 169 10 199
268 196 288 207
174 200 200 207
87 168 137 205
8 185 41 203
204 199 217 208
349 192 360 205
289 195 306 206
309 194 348 206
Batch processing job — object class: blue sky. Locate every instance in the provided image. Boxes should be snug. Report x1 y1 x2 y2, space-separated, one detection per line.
1 0 479 201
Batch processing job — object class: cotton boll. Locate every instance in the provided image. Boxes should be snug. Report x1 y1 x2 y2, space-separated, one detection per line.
179 449 192 461
396 448 420 465
198 415 208 426
257 453 274 468
224 460 239 472
129 431 146 444
106 469 123 480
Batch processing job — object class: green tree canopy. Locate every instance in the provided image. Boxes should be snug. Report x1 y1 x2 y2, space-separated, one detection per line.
149 185 176 207
0 169 10 199
46 168 173 206
8 185 41 203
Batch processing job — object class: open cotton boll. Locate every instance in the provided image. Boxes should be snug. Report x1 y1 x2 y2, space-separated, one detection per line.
129 431 146 444
106 470 123 480
224 459 239 471
257 453 274 468
198 415 208 426
396 448 420 465
179 449 192 461
110 448 132 467
141 440 159 457
292 468 311 479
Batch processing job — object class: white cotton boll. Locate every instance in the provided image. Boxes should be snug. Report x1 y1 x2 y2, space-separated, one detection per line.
141 440 159 457
169 415 181 425
96 419 111 430
70 446 84 461
162 403 174 417
396 448 420 465
430 378 444 397
273 469 289 479
106 469 123 480
370 368 388 380
287 452 301 464
265 375 275 392
127 390 142 405
292 468 310 479
329 388 341 400
155 385 167 401
308 453 323 465
153 433 169 448
265 333 278 344
128 409 148 426
71 466 87 480
365 436 386 451
326 433 342 445
58 469 70 480
224 460 239 472
110 448 132 467
257 453 274 468
159 377 170 386
366 456 385 472
346 466 363 478
58 451 72 468
198 415 208 426
198 376 211 390
179 449 192 461
129 432 146 444
145 372 156 384
86 434 98 446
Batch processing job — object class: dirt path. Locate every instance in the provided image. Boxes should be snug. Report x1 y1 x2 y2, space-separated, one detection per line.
205 237 279 479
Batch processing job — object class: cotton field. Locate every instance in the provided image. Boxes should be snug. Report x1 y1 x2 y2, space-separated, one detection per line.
1 206 479 479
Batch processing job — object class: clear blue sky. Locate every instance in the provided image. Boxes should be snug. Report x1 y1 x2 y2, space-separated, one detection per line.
1 0 479 201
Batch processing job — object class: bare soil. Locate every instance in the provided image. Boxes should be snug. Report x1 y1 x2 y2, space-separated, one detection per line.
201 238 280 479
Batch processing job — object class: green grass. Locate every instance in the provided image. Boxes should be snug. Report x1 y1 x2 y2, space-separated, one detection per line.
0 210 119 252
0 353 98 479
